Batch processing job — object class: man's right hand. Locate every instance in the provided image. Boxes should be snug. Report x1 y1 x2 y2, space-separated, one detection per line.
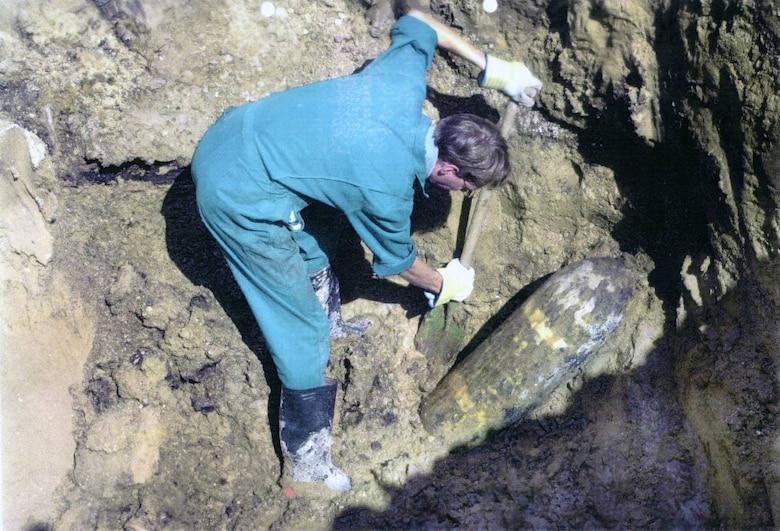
424 258 475 308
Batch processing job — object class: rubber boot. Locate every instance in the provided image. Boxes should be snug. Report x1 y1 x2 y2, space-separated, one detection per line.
310 266 372 339
279 377 351 492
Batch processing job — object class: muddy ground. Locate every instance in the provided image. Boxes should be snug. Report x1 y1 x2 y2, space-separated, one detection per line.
2 0 779 529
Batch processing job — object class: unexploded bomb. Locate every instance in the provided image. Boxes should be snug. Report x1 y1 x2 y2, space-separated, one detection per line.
420 255 644 447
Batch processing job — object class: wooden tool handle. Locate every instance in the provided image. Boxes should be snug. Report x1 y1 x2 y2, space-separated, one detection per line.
459 101 520 269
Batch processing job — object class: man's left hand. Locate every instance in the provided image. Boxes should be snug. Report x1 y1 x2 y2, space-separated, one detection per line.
479 55 543 107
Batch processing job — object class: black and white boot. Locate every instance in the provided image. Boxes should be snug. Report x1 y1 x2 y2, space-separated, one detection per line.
310 265 372 339
279 378 351 492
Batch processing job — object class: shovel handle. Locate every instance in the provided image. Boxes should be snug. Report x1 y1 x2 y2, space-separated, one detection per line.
459 100 519 269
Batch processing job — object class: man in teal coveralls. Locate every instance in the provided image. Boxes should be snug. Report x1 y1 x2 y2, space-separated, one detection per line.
192 4 542 492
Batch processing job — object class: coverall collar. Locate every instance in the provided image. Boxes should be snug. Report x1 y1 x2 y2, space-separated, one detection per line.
418 121 438 198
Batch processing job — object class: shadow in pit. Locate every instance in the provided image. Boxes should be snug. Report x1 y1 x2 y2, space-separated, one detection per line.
160 169 283 452
333 335 719 529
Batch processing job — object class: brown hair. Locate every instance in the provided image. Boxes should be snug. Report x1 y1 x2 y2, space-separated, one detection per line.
433 113 510 189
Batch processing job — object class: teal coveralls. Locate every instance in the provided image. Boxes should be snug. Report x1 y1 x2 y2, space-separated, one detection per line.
192 16 437 390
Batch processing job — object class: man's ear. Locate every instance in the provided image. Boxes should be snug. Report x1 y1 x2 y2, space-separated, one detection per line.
436 161 459 176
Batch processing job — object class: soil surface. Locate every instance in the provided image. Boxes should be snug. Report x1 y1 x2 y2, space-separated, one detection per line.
48 164 711 531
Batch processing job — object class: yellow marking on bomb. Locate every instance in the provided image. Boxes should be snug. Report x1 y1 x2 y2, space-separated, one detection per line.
512 334 530 352
453 378 476 413
451 376 488 431
525 308 569 351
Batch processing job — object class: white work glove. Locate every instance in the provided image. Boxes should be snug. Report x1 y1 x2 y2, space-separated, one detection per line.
424 258 476 308
479 55 543 107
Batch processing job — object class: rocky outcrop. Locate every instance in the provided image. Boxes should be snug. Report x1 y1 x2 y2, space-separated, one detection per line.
0 121 95 530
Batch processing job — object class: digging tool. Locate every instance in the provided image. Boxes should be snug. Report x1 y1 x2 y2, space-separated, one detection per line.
414 100 520 369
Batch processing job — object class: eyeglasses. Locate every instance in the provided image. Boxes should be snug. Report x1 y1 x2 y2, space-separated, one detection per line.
459 175 475 199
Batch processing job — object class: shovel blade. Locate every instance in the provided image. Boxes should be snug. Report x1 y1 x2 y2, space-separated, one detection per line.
414 302 469 382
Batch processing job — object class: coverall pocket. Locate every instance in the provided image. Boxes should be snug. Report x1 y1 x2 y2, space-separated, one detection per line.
240 221 308 290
